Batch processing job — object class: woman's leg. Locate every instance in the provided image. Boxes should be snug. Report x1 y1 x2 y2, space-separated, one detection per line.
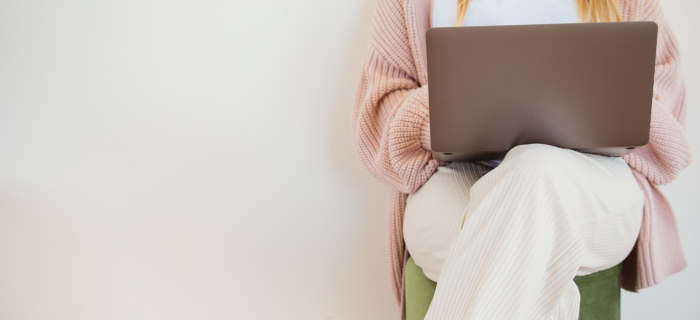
425 144 643 320
404 162 493 282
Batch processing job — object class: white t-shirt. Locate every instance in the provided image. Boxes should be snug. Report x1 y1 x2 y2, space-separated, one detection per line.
432 0 578 28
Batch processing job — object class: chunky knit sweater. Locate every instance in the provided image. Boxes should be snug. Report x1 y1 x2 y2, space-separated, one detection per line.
351 0 691 317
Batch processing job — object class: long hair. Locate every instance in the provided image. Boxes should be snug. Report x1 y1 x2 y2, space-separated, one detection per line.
455 0 624 26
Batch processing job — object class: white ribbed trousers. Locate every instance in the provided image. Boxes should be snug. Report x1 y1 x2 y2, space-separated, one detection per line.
403 144 643 320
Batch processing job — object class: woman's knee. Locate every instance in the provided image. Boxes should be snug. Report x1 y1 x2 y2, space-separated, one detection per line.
503 144 573 173
472 144 569 205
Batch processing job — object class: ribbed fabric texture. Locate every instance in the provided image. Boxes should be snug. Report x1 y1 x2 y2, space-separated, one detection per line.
351 0 691 317
404 145 643 319
403 162 494 282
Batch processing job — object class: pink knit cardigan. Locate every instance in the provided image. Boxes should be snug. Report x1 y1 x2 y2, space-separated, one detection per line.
352 0 691 316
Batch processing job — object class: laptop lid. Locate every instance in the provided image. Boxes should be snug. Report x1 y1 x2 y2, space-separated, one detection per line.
426 22 658 161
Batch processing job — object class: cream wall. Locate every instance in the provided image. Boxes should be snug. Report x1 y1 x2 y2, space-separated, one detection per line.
0 1 697 319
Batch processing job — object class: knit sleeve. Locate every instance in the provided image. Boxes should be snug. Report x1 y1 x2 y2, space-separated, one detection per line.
622 0 691 185
352 0 440 194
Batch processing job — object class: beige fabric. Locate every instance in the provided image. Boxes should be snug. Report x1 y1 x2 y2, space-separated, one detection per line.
403 144 643 319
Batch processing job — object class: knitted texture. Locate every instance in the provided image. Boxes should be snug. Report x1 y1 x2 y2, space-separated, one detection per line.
351 0 691 315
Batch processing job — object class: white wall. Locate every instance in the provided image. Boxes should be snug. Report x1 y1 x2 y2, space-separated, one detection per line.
0 1 696 319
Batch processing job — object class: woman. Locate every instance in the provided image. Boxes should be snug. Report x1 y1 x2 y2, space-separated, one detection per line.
352 0 690 319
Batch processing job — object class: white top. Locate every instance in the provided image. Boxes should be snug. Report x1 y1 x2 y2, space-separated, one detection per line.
432 0 578 28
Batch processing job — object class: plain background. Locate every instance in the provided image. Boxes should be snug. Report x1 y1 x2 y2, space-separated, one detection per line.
0 0 697 319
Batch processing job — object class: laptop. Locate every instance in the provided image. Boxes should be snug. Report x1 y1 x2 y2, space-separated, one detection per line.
426 22 658 162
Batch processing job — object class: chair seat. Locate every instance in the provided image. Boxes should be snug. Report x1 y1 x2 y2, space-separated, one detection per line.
405 257 621 320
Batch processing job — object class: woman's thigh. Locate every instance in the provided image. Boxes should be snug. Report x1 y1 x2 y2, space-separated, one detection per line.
405 144 644 280
404 161 493 281
494 144 644 275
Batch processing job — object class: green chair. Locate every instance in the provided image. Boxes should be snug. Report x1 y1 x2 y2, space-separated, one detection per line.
406 257 622 320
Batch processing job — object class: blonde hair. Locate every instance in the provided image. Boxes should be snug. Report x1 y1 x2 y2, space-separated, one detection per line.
455 0 623 26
